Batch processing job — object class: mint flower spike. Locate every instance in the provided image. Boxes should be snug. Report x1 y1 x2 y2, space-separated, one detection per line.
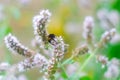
44 36 68 80
96 55 108 68
17 53 48 72
74 44 89 57
33 10 51 47
97 28 116 48
4 33 35 57
104 58 120 79
83 16 94 46
0 62 10 72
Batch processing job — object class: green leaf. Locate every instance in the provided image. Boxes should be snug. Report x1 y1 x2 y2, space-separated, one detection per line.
111 0 120 12
80 76 91 80
60 71 68 79
106 42 120 59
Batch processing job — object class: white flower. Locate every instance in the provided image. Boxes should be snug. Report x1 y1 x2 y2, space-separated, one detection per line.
110 34 120 43
32 10 51 30
39 10 51 18
83 16 94 39
18 62 25 72
101 28 116 42
96 55 108 68
83 16 94 30
104 64 119 78
108 11 119 26
33 53 48 68
4 33 19 54
104 58 120 79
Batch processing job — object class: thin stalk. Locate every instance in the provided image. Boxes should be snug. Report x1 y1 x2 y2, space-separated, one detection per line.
59 62 69 79
78 48 99 72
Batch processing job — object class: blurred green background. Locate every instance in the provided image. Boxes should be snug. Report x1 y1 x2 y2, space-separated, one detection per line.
0 0 120 80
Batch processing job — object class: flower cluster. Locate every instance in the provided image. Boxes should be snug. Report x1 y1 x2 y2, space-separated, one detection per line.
33 10 51 47
74 44 89 56
4 34 35 57
97 28 116 48
17 53 48 72
104 58 120 79
2 8 120 80
44 36 68 79
83 16 94 45
96 55 108 68
97 9 120 29
4 10 67 80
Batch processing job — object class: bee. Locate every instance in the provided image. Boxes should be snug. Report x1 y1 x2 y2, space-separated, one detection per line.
48 34 56 45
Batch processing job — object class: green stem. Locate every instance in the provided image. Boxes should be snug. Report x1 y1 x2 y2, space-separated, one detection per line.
59 62 69 79
78 48 99 72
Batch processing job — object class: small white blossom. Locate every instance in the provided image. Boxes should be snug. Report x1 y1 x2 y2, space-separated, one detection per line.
110 34 120 43
83 16 94 45
101 28 116 42
110 28 116 37
97 9 108 21
33 53 48 68
32 10 51 46
4 33 19 54
104 58 120 79
33 9 51 30
97 9 120 29
108 11 120 26
4 33 34 57
104 64 119 78
96 55 108 68
101 31 110 40
0 62 10 67
83 16 94 30
83 16 94 36
39 10 51 17
17 53 48 72
18 62 25 72
98 28 117 48
0 62 10 71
